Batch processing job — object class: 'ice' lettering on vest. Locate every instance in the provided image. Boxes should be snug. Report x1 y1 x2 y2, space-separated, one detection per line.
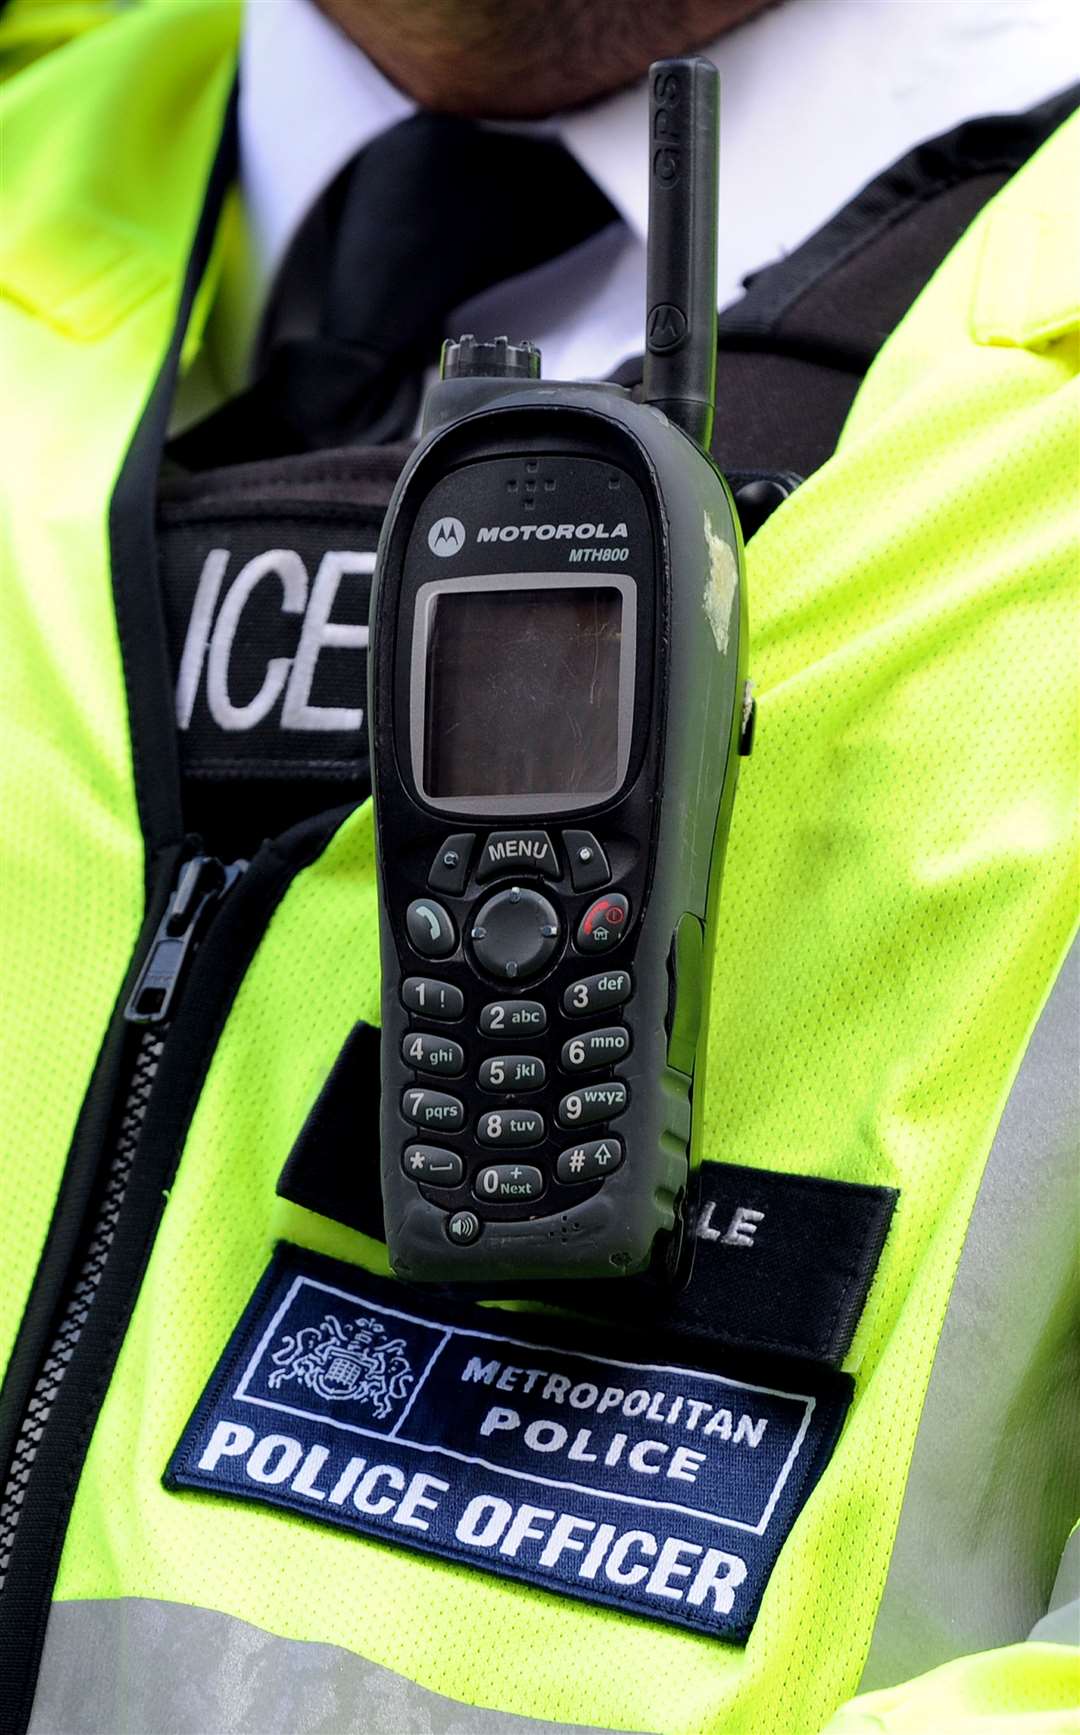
175 548 374 734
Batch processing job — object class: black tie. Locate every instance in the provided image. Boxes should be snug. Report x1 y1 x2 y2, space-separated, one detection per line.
174 114 619 468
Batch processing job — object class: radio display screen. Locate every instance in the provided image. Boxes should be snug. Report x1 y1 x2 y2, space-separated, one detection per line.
417 579 633 807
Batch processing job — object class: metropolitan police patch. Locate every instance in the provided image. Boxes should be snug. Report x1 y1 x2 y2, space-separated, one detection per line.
166 1245 852 1640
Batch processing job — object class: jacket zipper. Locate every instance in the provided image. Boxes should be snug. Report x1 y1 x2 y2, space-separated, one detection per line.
0 851 245 1594
124 853 248 1028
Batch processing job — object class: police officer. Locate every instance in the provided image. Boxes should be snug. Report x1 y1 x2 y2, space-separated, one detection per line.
0 0 1076 1730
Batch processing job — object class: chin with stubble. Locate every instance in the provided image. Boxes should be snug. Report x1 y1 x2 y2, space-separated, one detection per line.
313 0 777 117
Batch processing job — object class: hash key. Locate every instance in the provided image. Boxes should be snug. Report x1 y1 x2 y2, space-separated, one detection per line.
557 1138 624 1182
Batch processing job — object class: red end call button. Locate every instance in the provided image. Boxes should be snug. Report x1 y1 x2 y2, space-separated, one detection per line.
575 892 631 954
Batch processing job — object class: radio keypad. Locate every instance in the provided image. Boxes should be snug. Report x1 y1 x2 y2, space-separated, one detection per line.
402 1032 465 1076
558 1081 628 1128
478 1053 546 1092
402 1088 466 1133
401 834 634 1218
402 977 464 1020
563 969 631 1017
561 1026 631 1071
477 1108 545 1147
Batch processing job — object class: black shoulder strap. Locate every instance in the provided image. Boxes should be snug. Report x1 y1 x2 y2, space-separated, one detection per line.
614 83 1080 481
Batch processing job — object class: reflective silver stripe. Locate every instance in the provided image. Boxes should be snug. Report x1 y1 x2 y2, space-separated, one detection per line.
861 940 1080 1689
29 1597 653 1735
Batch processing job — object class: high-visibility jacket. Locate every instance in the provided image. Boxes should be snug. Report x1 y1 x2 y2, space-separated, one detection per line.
1 3 1077 1732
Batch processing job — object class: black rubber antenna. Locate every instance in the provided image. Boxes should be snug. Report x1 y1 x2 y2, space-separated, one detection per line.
641 57 720 452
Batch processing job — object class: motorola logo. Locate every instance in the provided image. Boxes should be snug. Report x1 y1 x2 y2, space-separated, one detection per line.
428 517 466 557
647 302 687 354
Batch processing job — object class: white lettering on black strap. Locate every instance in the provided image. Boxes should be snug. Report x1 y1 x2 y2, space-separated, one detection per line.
697 1202 767 1247
279 552 371 732
176 549 373 735
205 548 306 731
159 508 378 784
175 547 228 731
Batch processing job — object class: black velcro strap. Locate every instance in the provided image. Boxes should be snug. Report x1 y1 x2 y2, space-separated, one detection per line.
586 1166 896 1366
278 1024 896 1366
610 83 1080 482
278 1022 385 1229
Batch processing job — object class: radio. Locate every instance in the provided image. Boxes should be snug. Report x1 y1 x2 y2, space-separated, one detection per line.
369 57 753 1284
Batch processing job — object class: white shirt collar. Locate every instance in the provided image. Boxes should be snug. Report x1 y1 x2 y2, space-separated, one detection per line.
235 0 1063 382
239 0 650 310
240 0 417 297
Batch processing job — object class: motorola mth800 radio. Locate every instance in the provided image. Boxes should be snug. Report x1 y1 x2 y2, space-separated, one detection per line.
370 58 752 1285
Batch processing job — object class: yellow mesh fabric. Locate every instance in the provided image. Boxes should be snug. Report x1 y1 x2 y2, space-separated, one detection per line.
18 23 1078 1734
824 1642 1080 1733
0 3 239 1376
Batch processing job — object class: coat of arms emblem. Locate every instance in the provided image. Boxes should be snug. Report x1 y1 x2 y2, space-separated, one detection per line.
268 1312 414 1419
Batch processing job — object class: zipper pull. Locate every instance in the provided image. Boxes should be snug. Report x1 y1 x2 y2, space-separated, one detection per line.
124 854 246 1027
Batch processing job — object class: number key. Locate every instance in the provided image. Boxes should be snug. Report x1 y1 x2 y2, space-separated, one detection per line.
561 1027 631 1071
475 1164 545 1202
563 970 632 1018
478 1054 546 1092
402 1088 465 1133
479 999 547 1036
557 1081 627 1128
402 1032 465 1076
402 977 464 1021
476 1108 544 1147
